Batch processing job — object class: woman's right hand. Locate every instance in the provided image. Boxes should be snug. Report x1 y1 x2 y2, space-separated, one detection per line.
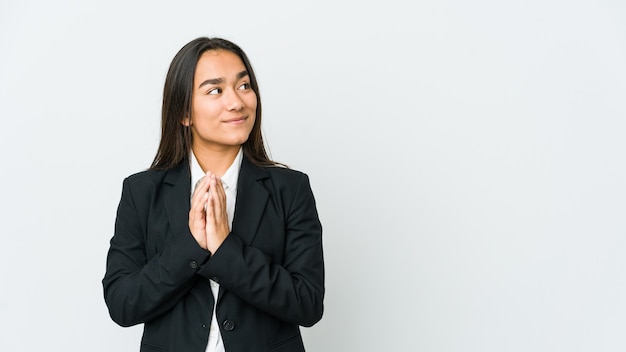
188 172 212 250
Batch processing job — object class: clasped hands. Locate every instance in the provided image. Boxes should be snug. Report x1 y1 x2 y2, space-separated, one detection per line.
189 172 230 254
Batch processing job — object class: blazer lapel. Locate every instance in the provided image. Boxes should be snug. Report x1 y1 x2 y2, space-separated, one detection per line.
231 156 270 246
163 160 192 238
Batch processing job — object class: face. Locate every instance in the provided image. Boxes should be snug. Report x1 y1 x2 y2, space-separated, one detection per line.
183 50 257 152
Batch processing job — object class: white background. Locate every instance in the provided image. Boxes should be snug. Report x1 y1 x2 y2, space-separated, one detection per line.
1 0 625 351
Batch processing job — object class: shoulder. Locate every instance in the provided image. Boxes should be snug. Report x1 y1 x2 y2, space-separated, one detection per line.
260 165 316 199
253 163 312 190
121 161 186 197
123 168 167 189
241 156 308 184
264 165 308 182
260 165 320 216
240 157 316 197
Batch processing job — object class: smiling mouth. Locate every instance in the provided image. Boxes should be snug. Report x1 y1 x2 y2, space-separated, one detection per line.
224 116 247 124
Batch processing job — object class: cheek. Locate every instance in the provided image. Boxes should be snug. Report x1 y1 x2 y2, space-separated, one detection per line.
248 115 257 129
192 103 220 123
246 93 258 110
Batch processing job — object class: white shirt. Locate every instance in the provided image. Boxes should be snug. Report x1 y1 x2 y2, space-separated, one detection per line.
190 148 243 352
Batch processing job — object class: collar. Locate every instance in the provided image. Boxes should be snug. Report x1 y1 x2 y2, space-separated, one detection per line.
190 147 244 194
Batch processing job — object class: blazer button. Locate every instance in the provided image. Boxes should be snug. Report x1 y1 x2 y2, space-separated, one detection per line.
222 320 235 331
189 260 198 269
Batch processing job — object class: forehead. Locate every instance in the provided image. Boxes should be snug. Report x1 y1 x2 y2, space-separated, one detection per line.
195 50 246 77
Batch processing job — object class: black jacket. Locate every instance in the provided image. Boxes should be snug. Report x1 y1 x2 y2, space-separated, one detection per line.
103 156 324 351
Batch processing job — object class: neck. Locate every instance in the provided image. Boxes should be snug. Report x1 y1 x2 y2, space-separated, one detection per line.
192 144 241 176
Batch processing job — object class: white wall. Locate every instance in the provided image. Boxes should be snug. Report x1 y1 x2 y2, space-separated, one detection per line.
1 0 625 351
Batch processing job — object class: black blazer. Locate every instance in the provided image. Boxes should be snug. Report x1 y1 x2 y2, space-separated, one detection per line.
103 156 324 352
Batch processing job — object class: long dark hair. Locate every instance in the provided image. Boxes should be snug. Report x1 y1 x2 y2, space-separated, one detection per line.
150 37 276 170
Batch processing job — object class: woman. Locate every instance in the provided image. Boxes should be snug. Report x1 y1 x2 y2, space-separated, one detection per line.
103 37 324 352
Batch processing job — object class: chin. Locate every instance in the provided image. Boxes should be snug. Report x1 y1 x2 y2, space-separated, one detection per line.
236 132 253 143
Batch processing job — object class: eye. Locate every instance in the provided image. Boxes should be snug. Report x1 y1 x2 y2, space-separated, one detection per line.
207 87 222 95
238 82 251 90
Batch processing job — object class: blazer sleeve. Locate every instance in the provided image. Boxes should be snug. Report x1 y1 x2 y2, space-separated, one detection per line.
197 172 324 327
102 177 211 327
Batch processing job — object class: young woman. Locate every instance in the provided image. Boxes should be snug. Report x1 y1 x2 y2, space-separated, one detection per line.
103 37 324 352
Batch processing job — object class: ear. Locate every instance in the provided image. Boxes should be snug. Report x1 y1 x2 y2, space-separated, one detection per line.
181 116 192 126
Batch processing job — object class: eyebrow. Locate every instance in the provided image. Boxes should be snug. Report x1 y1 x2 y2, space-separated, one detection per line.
198 70 250 89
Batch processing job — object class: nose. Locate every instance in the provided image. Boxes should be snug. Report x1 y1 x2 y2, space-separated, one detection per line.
226 89 244 111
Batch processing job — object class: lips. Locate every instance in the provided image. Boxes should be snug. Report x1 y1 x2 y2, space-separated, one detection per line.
224 116 247 124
